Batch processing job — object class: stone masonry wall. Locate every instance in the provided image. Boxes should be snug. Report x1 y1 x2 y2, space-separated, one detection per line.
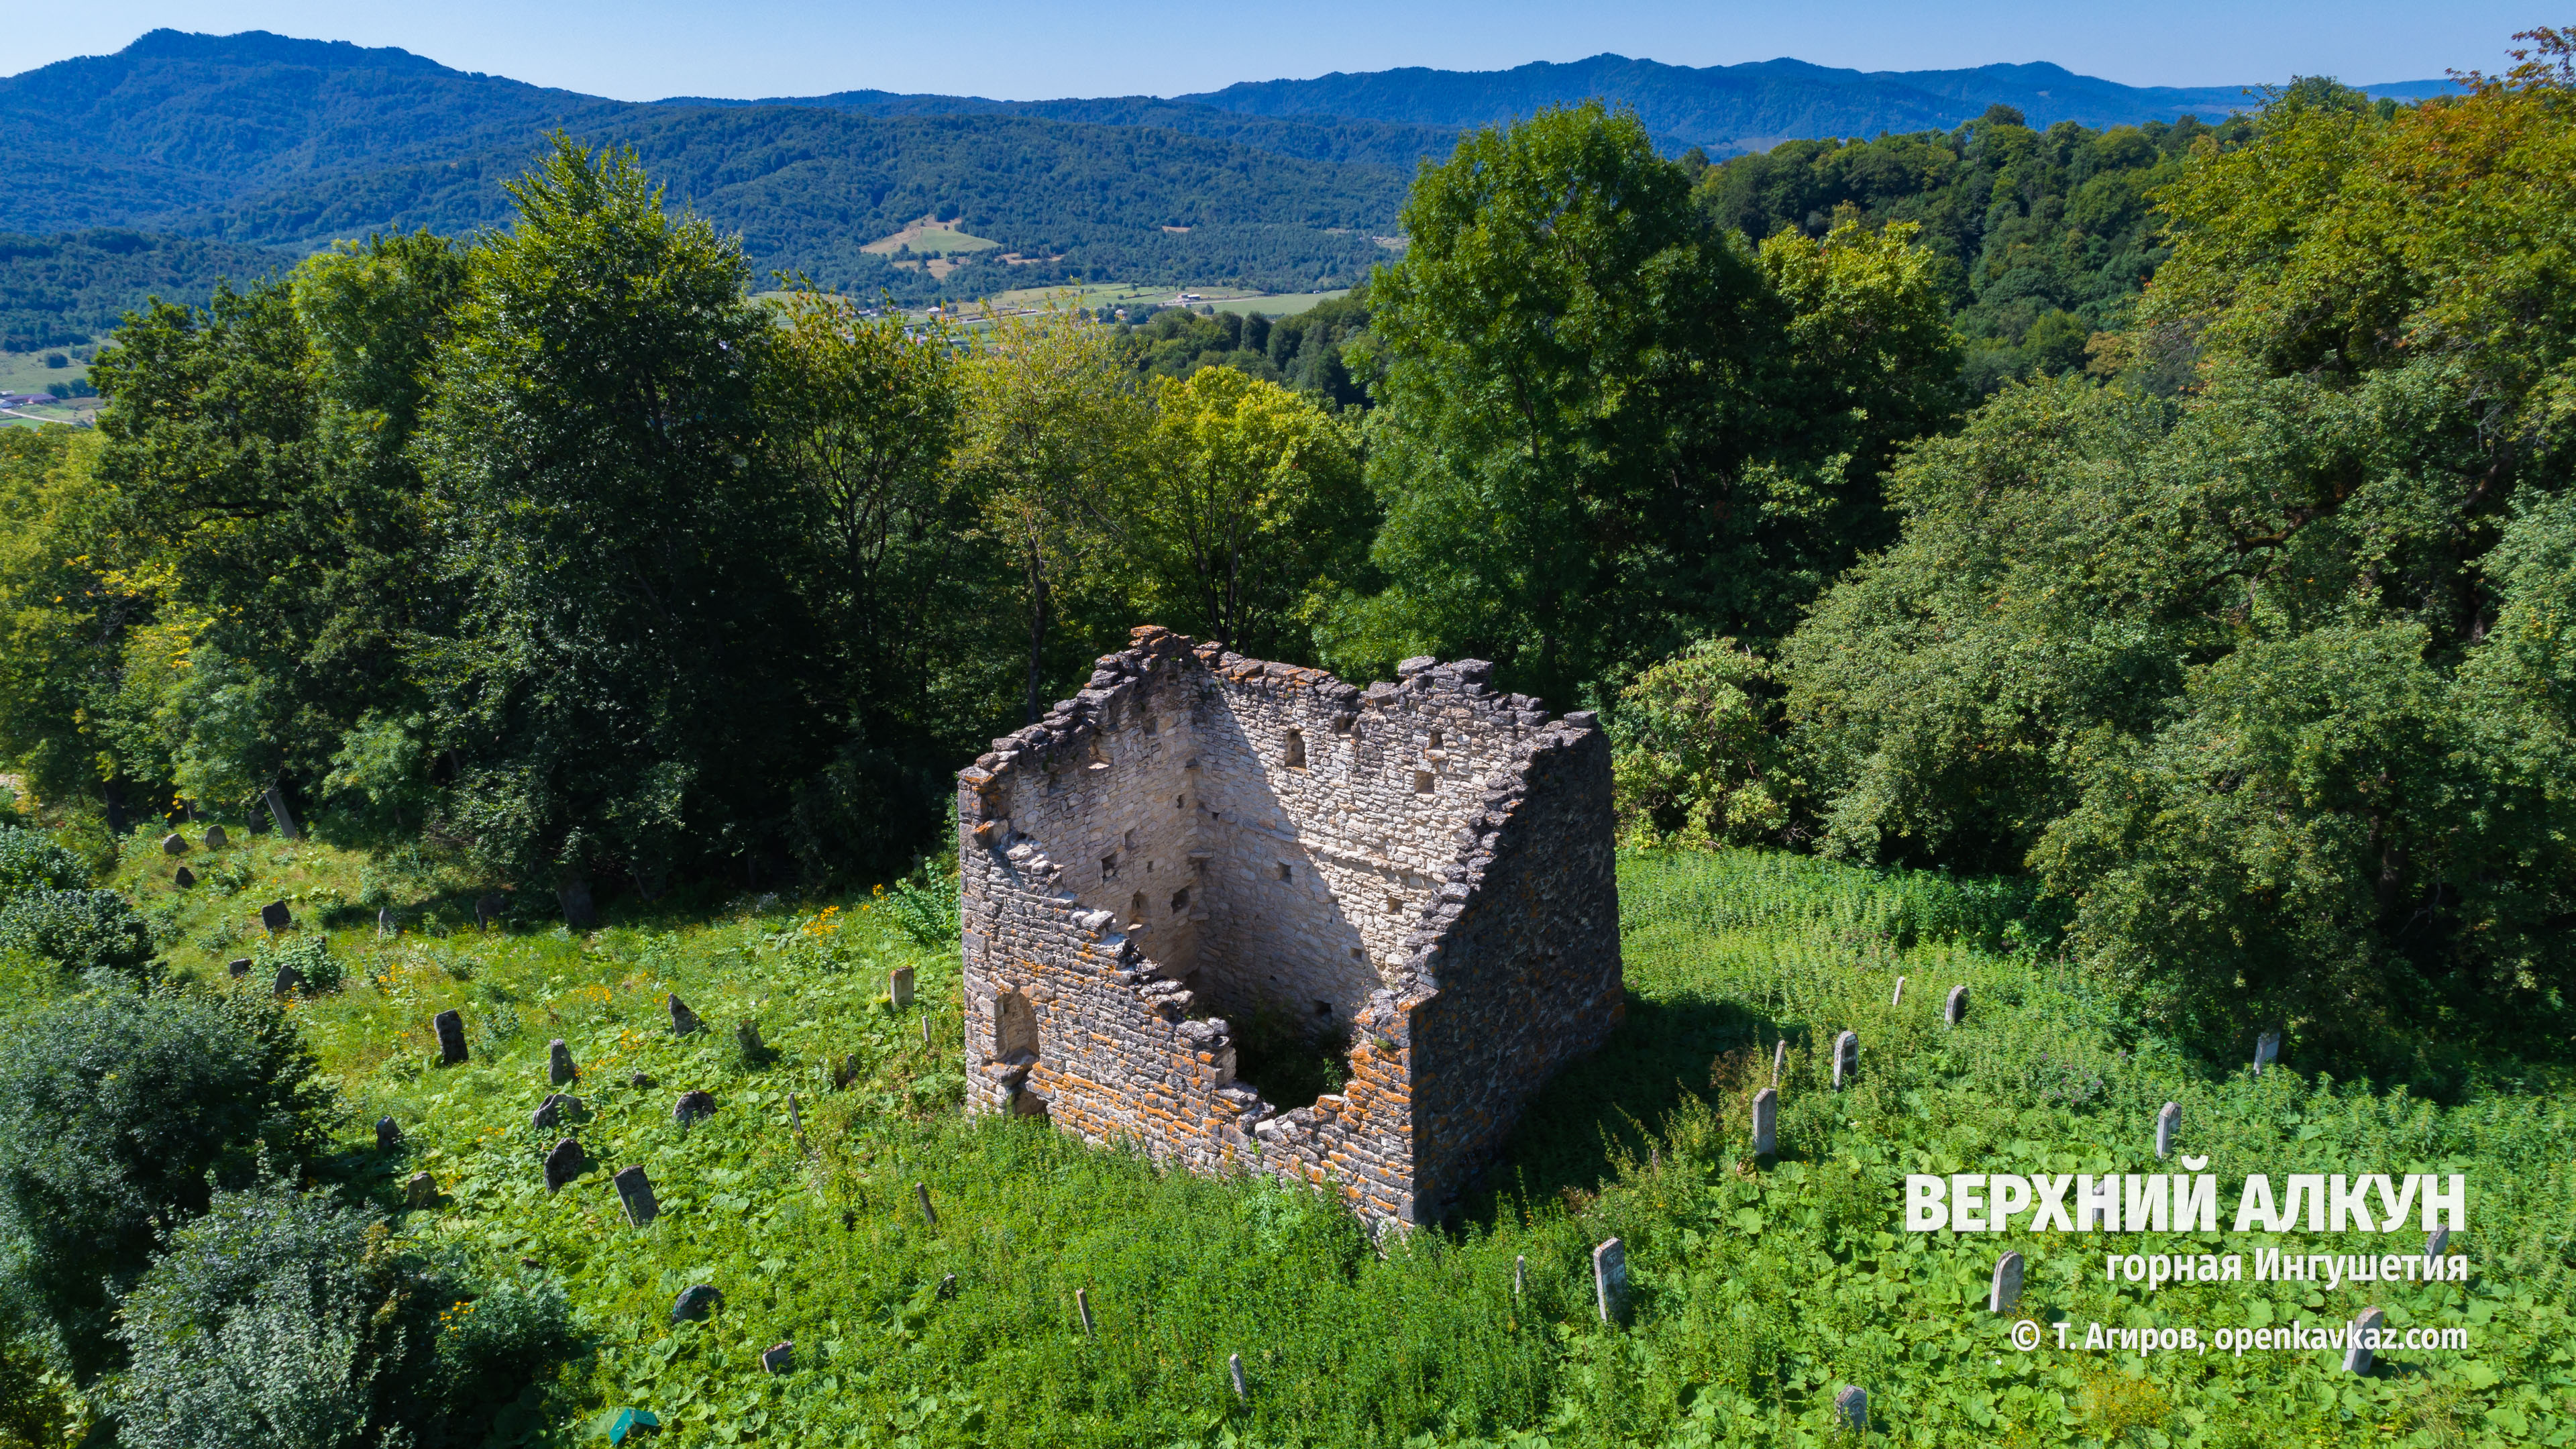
955 626 1621 1223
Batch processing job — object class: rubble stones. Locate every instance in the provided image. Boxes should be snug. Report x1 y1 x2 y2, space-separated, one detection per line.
957 627 1620 1226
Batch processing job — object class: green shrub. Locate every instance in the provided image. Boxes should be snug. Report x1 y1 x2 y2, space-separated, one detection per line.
0 987 332 1378
881 854 960 947
253 935 341 995
0 824 87 896
113 1178 578 1449
0 888 153 979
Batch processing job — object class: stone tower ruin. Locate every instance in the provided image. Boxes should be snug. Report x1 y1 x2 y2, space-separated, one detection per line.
955 626 1621 1224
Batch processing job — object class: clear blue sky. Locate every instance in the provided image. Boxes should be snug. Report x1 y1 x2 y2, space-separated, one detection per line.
9 1 2537 101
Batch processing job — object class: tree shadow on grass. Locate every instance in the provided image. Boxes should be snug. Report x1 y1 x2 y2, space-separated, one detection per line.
1454 989 1798 1228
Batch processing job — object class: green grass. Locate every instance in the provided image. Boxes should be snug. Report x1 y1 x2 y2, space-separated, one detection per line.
48 828 2576 1444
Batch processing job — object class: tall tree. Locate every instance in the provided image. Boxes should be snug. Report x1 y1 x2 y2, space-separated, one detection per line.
414 137 821 914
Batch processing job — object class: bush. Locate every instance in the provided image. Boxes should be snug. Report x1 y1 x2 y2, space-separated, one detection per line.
254 934 341 995
0 987 331 1378
0 888 152 978
113 1178 578 1449
0 823 87 896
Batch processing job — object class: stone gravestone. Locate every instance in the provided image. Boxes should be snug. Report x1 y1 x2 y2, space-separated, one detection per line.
549 1039 577 1085
228 958 252 979
1945 985 1968 1026
1834 1386 1868 1434
787 1093 808 1154
273 962 303 997
377 907 395 939
1592 1237 1626 1324
433 1009 468 1065
405 1171 437 1209
629 1071 655 1089
1513 1256 1525 1298
1832 1030 1859 1090
760 1342 794 1375
2425 1225 2449 1265
890 966 916 1008
202 824 227 850
260 900 292 933
733 1019 765 1061
1229 1352 1248 1401
476 893 506 930
542 1138 587 1193
1752 1087 1779 1157
2253 1029 2280 1075
1771 1039 1787 1087
915 1181 939 1230
832 1053 860 1091
531 1093 584 1131
668 994 702 1034
1075 1287 1096 1336
2343 1305 2385 1375
376 1117 402 1152
1990 1250 2025 1313
2156 1102 2181 1161
160 832 188 856
263 785 302 841
1890 975 1905 1006
173 867 195 889
613 1165 659 1226
670 1285 722 1323
672 1089 716 1126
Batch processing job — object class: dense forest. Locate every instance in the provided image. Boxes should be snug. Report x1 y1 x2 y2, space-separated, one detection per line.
3 25 2575 1443
0 229 296 350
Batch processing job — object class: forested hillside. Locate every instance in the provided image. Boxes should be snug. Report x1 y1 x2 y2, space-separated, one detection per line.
0 229 294 350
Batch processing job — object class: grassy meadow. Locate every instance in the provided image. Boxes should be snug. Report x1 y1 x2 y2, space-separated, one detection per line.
39 822 2575 1446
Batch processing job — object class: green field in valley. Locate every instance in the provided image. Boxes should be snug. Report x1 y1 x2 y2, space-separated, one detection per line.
25 824 2564 1446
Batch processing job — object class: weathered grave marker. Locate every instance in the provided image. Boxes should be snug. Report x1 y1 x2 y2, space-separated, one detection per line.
1752 1086 1778 1156
670 1285 722 1322
173 866 195 889
405 1171 436 1209
434 1009 468 1065
734 1019 765 1060
629 1070 655 1089
543 1138 587 1193
1228 1352 1248 1401
1832 1030 1858 1090
1771 1038 1786 1086
1513 1254 1525 1298
915 1181 938 1230
227 957 251 978
1075 1287 1095 1337
832 1054 859 1090
1593 1238 1626 1324
890 966 916 1008
376 1117 402 1152
476 893 506 930
668 994 702 1034
672 1089 715 1126
920 1016 932 1047
614 1165 658 1226
1835 1386 1868 1434
377 907 394 939
273 962 303 997
761 1341 794 1375
1990 1250 2025 1313
1890 975 1905 1006
2425 1225 2449 1264
531 1093 584 1130
160 833 188 856
202 824 227 850
260 900 292 933
2156 1102 2181 1161
788 1093 808 1154
549 1039 577 1085
2343 1305 2384 1375
2254 1029 2280 1075
1945 984 1968 1026
263 785 302 841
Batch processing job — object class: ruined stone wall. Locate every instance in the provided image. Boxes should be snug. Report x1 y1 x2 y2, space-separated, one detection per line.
956 627 1621 1224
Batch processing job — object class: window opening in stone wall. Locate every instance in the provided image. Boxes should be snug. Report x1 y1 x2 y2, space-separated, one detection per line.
1129 892 1145 922
1144 715 1159 735
1428 730 1443 748
1171 888 1189 914
1123 828 1136 851
1385 894 1401 914
1277 862 1293 881
994 989 1038 1062
1283 729 1305 767
1412 770 1434 793
1101 855 1117 879
1175 794 1185 809
1333 712 1354 735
